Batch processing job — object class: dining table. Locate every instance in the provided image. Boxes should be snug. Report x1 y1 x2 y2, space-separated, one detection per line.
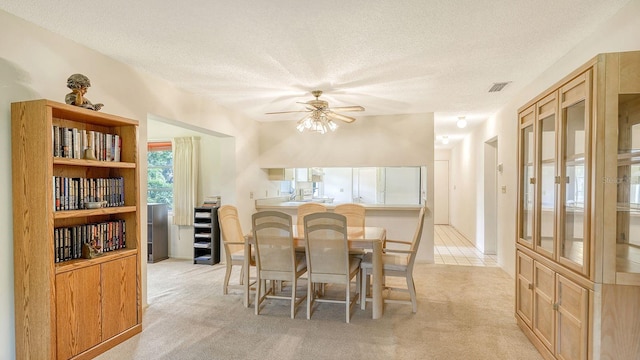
243 225 386 319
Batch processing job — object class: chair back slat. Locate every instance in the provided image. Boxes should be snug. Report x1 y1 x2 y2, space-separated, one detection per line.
334 203 366 229
304 212 349 278
296 203 327 233
252 211 295 273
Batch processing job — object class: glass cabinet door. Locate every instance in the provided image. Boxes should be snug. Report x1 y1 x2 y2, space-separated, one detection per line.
519 107 535 248
560 101 587 266
616 93 640 276
536 94 558 258
558 72 590 274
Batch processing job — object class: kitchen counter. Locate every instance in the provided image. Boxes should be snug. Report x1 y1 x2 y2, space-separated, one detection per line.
255 198 424 211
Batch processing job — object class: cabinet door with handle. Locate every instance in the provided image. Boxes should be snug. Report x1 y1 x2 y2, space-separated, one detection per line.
536 92 559 259
56 265 102 359
555 274 588 360
102 255 138 340
533 261 556 352
558 71 591 277
516 251 534 328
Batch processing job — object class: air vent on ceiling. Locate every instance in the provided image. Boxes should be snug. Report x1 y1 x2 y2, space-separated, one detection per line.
488 82 511 92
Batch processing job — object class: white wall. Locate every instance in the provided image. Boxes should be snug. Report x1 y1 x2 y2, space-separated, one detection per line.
0 10 262 360
258 113 435 263
259 113 433 167
449 0 640 277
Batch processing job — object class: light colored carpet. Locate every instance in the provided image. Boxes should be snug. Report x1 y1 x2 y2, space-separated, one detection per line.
96 259 542 360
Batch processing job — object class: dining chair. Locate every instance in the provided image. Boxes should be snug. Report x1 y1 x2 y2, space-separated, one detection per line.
296 202 327 231
334 203 366 258
304 212 361 323
360 206 426 312
334 203 366 229
218 205 255 295
252 211 307 318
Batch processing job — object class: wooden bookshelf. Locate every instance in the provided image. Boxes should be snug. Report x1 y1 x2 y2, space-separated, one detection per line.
12 99 141 359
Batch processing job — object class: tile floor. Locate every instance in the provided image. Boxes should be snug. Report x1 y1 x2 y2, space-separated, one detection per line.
434 224 499 267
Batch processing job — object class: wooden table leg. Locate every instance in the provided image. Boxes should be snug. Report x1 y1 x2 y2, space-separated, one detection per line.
243 241 250 307
371 240 383 319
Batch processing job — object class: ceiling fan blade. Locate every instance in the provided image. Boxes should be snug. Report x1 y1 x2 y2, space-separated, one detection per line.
265 110 310 115
329 105 365 112
324 110 356 123
297 101 321 111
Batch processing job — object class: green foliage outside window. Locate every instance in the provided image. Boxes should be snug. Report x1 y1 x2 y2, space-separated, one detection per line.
147 149 173 210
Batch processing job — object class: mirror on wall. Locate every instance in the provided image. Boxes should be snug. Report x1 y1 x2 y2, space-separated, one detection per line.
272 166 426 205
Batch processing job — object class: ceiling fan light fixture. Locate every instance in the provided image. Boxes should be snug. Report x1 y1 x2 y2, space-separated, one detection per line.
441 135 449 145
266 90 363 134
328 119 338 132
297 111 339 134
456 116 467 128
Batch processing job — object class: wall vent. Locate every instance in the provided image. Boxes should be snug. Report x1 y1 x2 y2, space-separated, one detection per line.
488 82 510 92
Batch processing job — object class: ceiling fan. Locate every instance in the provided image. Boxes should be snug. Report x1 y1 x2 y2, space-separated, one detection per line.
266 90 365 133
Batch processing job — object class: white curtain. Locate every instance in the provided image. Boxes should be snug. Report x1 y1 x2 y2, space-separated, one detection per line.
172 136 199 225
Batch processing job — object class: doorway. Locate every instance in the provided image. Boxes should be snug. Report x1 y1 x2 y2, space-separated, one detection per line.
483 138 498 255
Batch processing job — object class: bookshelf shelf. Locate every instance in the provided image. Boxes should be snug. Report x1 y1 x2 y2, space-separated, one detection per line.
12 99 142 359
55 248 138 274
53 205 137 219
54 157 136 168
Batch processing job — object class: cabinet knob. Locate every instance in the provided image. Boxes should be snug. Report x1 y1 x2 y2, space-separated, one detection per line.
553 303 559 311
528 283 533 290
529 178 535 184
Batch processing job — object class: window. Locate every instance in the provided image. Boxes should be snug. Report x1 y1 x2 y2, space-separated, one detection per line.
147 142 173 210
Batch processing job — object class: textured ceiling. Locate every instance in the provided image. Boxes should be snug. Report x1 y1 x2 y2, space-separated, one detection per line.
0 0 631 148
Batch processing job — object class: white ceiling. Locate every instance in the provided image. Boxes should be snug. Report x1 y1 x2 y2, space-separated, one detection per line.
0 0 631 148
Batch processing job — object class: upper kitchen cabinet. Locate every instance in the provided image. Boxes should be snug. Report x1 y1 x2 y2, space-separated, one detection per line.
267 168 294 181
516 51 640 360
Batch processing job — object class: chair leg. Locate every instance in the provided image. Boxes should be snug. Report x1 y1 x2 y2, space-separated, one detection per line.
307 281 313 320
239 264 245 285
223 263 232 295
360 269 371 310
291 276 296 319
355 269 361 305
346 281 350 324
255 276 262 315
407 273 417 313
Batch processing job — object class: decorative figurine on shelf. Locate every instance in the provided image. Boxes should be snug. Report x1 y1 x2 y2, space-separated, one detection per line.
65 73 104 111
82 236 102 259
84 133 97 160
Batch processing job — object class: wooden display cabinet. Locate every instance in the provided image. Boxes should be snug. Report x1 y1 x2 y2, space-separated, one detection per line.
12 99 141 359
516 51 640 360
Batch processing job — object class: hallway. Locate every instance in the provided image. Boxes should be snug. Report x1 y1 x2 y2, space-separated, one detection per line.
434 225 498 267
